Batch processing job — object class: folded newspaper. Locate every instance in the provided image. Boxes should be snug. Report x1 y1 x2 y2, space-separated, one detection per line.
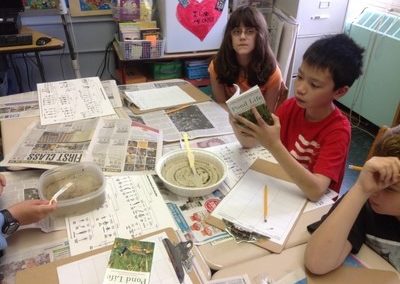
226 84 274 125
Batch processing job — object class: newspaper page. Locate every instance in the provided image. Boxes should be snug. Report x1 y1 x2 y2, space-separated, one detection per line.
88 118 163 175
0 91 39 120
0 240 70 284
37 77 115 125
154 175 229 245
0 118 99 170
0 80 122 121
125 101 233 142
0 170 65 232
65 175 177 256
207 142 278 190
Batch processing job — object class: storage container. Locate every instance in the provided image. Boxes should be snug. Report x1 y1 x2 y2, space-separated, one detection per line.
39 162 106 217
152 60 182 80
115 37 164 60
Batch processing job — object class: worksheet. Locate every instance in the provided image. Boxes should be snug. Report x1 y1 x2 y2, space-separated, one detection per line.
65 175 177 256
212 169 307 245
37 77 115 125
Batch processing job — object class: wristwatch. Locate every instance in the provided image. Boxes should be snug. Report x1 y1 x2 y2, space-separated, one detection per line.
0 209 20 235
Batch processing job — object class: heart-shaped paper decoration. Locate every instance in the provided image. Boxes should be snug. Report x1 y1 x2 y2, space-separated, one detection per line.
176 0 223 41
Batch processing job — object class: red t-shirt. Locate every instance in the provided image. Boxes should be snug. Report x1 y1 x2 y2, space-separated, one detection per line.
276 98 351 193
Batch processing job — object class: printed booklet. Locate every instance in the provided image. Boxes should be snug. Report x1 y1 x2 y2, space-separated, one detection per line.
103 238 155 284
226 84 274 125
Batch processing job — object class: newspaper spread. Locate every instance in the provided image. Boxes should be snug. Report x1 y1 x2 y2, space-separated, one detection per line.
0 240 70 284
125 101 233 142
118 79 233 142
88 118 163 175
154 175 229 245
0 118 99 170
0 80 122 121
0 171 65 233
37 77 116 125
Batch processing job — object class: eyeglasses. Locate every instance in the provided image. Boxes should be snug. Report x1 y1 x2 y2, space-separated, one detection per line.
231 27 257 37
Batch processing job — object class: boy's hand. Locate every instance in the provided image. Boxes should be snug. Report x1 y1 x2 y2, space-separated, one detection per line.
0 174 6 196
355 156 400 195
233 108 281 150
8 200 57 225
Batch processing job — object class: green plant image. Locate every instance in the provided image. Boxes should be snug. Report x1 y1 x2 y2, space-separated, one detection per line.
108 238 155 272
240 104 274 126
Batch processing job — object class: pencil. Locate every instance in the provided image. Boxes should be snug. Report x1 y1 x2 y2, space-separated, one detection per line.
165 104 191 114
348 165 363 171
264 185 268 222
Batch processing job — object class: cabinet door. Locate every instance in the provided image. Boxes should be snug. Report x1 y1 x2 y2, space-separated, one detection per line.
296 0 349 36
292 35 324 76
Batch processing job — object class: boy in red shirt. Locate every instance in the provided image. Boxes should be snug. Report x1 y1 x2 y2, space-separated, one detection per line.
231 34 364 201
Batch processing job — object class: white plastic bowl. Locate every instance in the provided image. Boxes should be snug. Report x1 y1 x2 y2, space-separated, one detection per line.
156 149 227 197
39 162 105 217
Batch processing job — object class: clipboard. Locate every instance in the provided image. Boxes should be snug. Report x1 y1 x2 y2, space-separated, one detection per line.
15 228 203 284
124 82 211 115
205 159 306 253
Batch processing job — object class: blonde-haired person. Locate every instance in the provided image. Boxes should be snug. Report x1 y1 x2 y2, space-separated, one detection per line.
305 131 400 274
209 6 287 112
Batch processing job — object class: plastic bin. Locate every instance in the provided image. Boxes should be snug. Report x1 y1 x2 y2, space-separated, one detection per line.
152 60 182 80
116 37 164 60
39 162 105 217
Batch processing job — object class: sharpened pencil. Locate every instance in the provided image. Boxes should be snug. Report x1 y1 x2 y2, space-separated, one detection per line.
264 185 268 222
348 165 363 171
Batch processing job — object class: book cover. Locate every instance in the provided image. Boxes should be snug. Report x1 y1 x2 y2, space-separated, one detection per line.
226 84 274 125
103 238 155 284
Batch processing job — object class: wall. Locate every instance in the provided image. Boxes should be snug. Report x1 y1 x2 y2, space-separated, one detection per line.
6 10 116 94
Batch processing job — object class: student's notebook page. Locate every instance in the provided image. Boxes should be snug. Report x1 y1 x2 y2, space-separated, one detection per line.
37 77 115 125
57 232 193 284
125 86 195 111
212 169 307 245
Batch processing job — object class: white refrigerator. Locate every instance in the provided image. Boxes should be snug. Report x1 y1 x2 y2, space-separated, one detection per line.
157 0 229 53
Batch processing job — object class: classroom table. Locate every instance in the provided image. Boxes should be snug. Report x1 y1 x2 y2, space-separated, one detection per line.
211 243 399 283
1 115 334 270
0 26 64 90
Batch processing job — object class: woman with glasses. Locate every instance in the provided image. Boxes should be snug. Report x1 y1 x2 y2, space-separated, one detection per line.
208 6 287 112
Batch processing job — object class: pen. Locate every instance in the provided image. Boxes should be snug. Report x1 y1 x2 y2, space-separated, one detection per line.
264 185 268 222
348 165 363 171
165 104 191 114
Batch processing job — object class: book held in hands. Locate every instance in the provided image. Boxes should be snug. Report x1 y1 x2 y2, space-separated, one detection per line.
226 84 274 125
103 238 155 284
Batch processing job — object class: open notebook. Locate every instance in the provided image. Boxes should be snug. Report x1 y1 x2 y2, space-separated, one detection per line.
206 159 307 253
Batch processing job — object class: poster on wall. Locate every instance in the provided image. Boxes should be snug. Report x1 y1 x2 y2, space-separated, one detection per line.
176 0 226 41
69 0 113 16
158 0 229 53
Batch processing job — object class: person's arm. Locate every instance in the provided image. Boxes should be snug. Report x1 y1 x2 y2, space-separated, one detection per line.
305 156 400 275
0 174 6 196
234 111 330 201
0 213 7 250
8 200 56 225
